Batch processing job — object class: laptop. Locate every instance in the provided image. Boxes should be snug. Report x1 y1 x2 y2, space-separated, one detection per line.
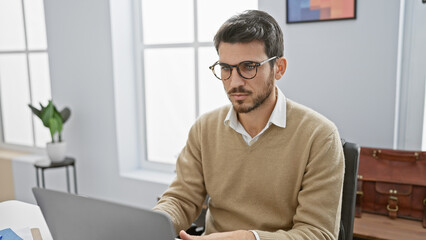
33 187 177 240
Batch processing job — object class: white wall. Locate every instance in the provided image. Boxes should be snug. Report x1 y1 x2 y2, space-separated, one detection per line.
39 0 425 208
263 0 400 148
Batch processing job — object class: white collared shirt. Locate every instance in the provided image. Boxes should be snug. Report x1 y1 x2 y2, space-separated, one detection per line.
224 87 287 146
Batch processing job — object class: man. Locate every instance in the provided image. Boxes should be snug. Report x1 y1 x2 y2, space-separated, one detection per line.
154 10 344 240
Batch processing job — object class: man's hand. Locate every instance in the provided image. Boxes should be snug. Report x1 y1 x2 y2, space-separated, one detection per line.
179 230 256 240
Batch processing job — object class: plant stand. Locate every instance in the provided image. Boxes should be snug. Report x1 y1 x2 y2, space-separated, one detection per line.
34 157 77 194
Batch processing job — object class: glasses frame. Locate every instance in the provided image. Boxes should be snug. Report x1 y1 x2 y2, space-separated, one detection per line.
209 56 278 81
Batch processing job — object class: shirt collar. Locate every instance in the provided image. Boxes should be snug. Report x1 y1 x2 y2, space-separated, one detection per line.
224 87 287 129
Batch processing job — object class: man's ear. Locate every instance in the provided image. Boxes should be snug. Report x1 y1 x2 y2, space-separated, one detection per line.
275 57 287 80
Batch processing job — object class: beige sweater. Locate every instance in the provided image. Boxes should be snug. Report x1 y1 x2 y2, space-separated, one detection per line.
154 99 344 240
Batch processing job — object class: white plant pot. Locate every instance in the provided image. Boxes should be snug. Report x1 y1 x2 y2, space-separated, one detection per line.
46 142 67 162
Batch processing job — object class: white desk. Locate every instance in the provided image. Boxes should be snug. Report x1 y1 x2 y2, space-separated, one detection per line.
0 200 53 240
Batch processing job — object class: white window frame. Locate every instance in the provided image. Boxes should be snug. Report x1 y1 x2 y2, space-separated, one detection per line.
133 0 221 172
395 0 426 151
0 0 50 153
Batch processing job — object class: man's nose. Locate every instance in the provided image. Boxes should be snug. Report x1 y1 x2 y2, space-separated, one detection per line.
228 68 246 88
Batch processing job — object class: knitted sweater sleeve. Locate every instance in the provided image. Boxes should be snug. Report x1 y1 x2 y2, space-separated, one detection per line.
153 120 207 234
256 129 345 240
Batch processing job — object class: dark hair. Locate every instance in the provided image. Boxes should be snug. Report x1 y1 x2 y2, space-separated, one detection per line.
214 10 284 62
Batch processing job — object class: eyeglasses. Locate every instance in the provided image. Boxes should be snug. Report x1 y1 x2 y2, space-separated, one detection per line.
209 56 277 81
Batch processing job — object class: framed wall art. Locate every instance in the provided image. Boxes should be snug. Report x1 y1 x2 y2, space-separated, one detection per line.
287 0 356 24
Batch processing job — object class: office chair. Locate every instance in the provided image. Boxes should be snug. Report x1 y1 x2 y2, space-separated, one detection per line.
187 140 360 240
339 140 360 240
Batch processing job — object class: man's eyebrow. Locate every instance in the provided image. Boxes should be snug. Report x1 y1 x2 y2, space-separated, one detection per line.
218 60 258 65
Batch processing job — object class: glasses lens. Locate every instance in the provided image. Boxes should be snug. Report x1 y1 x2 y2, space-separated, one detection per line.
238 62 257 79
213 63 230 80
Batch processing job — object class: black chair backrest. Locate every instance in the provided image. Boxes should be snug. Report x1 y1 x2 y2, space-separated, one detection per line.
339 141 360 240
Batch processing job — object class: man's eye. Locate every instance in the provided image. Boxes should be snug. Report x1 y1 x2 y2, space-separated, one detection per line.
220 65 231 70
242 63 256 71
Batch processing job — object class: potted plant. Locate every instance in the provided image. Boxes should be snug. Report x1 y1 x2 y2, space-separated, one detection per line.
28 100 71 162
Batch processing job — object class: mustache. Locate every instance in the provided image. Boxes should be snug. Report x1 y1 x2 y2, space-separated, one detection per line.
227 86 253 95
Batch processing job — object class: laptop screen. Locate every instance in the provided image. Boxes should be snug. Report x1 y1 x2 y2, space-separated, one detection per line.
33 187 177 240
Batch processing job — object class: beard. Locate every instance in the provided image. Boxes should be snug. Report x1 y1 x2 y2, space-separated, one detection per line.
226 72 275 114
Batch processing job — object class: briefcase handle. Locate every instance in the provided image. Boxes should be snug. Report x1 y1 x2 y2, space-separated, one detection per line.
372 150 422 162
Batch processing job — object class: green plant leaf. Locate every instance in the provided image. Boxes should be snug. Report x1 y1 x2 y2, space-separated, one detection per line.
28 104 42 119
42 101 54 127
54 111 63 134
49 117 59 142
54 112 64 142
60 107 71 123
38 102 50 128
28 99 70 142
53 106 63 135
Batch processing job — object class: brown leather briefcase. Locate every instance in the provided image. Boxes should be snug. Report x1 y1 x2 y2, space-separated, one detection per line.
355 147 426 228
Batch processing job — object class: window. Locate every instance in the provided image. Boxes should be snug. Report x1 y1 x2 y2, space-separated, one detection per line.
136 0 258 166
0 0 51 148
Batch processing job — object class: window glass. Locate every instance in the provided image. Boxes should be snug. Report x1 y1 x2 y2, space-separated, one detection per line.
197 0 258 42
144 48 196 163
0 0 50 148
141 0 194 44
24 0 48 50
0 54 33 145
29 53 51 147
138 0 258 166
0 0 26 51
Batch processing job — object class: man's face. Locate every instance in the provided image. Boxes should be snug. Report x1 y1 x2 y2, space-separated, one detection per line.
218 41 275 114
